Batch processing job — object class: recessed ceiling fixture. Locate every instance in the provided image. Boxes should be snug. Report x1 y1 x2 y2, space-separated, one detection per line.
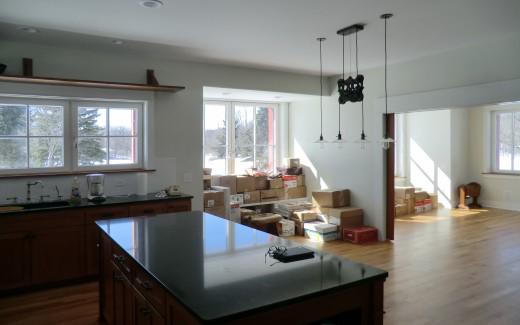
222 92 231 96
380 13 394 150
139 0 163 8
314 37 328 148
112 39 124 45
18 26 39 33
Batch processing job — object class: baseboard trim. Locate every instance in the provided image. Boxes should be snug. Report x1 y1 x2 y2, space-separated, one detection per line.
480 200 520 212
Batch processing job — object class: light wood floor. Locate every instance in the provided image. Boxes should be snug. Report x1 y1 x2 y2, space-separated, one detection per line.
1 208 520 325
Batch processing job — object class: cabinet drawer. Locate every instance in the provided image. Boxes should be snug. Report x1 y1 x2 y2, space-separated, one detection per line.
129 203 168 217
134 267 167 316
0 210 84 233
85 206 130 224
163 199 191 213
111 242 134 279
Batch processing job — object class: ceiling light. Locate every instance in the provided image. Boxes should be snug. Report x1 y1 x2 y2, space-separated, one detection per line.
139 0 163 8
380 13 395 150
314 37 329 148
274 96 282 99
112 40 124 45
18 26 39 34
222 92 231 96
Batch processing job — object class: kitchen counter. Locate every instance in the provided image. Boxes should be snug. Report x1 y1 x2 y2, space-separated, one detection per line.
0 193 193 215
97 211 388 323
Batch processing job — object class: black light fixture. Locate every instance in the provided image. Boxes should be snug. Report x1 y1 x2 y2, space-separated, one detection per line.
380 13 394 150
314 37 328 148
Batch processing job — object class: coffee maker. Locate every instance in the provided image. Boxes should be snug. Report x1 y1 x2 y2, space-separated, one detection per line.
86 173 106 202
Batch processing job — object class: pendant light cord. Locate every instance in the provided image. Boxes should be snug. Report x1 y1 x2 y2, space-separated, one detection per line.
355 30 359 76
319 38 324 139
384 15 389 138
342 35 345 80
356 30 365 139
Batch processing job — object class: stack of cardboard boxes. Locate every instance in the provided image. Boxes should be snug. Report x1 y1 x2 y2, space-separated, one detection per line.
395 186 439 217
203 190 225 217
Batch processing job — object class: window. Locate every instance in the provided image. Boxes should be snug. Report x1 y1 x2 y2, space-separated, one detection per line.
203 101 276 175
0 96 143 174
493 110 520 172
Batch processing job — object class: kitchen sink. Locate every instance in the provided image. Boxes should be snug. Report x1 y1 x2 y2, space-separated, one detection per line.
19 200 72 210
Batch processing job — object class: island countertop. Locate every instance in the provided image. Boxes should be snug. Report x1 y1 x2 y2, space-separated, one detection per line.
96 211 388 322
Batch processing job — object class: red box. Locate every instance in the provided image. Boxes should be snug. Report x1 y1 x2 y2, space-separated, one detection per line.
342 226 378 244
282 175 297 181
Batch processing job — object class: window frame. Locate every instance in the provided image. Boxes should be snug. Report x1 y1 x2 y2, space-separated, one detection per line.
203 100 278 175
0 95 145 175
491 109 520 174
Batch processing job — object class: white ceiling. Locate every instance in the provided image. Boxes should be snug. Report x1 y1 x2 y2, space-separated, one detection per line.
1 0 519 75
203 87 316 102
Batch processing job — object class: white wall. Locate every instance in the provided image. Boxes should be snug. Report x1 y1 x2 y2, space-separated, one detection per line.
290 32 520 238
468 104 520 211
0 40 326 208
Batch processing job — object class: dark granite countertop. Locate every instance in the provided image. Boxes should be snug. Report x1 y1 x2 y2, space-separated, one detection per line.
0 193 193 215
96 211 388 322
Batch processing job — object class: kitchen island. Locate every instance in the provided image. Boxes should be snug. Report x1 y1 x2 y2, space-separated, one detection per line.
97 211 388 324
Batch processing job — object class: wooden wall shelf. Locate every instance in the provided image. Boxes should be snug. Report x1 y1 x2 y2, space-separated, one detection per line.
0 75 185 93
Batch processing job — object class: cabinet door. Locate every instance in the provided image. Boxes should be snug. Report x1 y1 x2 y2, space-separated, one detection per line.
163 199 191 213
85 206 129 276
31 225 86 284
0 232 32 290
134 289 165 325
113 266 134 325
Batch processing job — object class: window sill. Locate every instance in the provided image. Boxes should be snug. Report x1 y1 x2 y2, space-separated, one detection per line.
481 172 520 179
0 169 156 179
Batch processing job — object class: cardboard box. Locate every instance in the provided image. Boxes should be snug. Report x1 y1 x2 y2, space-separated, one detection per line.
395 186 415 200
297 175 305 187
243 191 260 204
428 193 438 208
415 191 429 201
236 175 255 193
312 189 350 208
285 186 307 199
276 219 295 237
284 158 300 168
204 206 226 218
342 226 378 244
269 178 283 189
254 176 269 190
323 207 363 229
203 190 225 208
395 204 408 217
260 189 284 201
284 180 298 189
230 194 244 205
229 204 241 223
304 221 338 242
292 210 319 222
212 175 237 194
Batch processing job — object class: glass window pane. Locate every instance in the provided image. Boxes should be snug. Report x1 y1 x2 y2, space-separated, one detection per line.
234 105 254 148
255 106 274 145
109 108 136 136
78 107 107 136
29 105 64 136
78 137 107 166
204 103 227 173
497 113 513 170
234 146 254 174
204 146 227 175
0 138 27 169
515 112 520 171
109 137 137 165
255 145 274 172
29 137 64 168
0 105 27 136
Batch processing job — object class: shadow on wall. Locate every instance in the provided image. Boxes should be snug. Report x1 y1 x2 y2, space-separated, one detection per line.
409 138 451 207
292 140 329 195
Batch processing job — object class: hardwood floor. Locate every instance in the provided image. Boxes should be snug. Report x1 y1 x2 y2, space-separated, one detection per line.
1 207 520 324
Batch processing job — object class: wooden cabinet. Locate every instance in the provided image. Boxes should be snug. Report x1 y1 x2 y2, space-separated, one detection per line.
85 206 130 276
0 197 191 292
134 288 165 325
113 264 134 325
31 225 86 284
0 232 32 290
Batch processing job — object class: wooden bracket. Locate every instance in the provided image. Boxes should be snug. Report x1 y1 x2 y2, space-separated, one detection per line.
146 69 159 86
22 58 33 77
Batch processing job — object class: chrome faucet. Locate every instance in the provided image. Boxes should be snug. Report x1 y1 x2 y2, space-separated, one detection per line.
26 180 42 202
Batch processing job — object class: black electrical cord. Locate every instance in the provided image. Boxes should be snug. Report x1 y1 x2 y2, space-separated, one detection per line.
319 38 324 141
356 29 365 140
383 14 389 138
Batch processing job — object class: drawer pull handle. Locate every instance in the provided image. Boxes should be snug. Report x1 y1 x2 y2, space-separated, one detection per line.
112 253 124 262
136 277 153 290
114 274 124 281
139 307 151 316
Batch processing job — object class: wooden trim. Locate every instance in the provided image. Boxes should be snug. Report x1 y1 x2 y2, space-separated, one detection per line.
0 75 185 93
0 169 156 179
385 113 395 240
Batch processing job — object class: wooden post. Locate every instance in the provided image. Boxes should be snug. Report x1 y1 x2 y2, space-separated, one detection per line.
22 58 33 77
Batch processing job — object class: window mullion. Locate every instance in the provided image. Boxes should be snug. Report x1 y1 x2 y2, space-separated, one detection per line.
26 105 30 169
253 105 257 168
228 102 235 175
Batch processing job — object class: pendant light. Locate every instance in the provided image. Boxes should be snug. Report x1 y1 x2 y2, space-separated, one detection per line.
380 13 394 150
333 34 348 148
314 37 328 148
353 28 369 149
